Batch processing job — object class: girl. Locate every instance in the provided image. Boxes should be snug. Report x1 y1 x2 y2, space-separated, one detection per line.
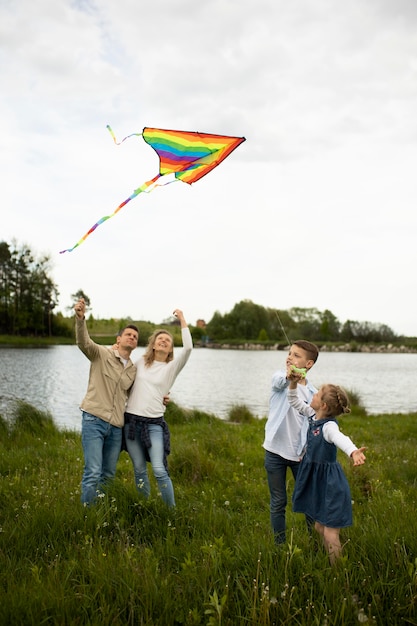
287 374 366 564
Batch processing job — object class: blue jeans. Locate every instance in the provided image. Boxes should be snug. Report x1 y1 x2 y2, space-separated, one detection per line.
81 412 122 505
264 450 313 544
124 421 175 507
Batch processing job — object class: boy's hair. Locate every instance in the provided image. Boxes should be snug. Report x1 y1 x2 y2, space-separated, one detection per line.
292 340 319 363
321 384 351 417
117 324 139 337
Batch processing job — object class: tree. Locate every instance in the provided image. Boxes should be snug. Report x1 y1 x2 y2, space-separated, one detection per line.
206 310 229 341
319 309 341 342
0 241 12 332
258 328 269 341
205 302 399 345
0 240 59 336
267 308 296 343
69 290 91 312
227 300 271 340
341 319 396 343
287 307 321 341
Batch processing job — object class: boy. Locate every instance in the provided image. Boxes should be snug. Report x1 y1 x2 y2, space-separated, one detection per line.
263 340 319 544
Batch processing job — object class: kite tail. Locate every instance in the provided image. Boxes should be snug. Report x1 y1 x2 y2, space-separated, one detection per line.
106 124 142 145
59 174 161 254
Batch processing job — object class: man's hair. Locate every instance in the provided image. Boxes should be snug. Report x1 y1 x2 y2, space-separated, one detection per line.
117 324 139 337
292 340 319 363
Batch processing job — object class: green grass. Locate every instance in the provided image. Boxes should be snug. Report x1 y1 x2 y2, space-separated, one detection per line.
1 400 416 625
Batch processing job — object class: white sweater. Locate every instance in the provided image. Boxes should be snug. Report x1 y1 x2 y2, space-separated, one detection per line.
126 327 193 418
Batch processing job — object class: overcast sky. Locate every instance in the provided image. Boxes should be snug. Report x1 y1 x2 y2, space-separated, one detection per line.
1 0 416 336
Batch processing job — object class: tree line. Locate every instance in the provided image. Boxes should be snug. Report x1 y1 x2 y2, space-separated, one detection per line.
0 240 62 336
203 300 398 345
0 240 402 343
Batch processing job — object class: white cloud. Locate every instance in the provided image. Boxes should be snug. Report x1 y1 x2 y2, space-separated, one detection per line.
1 0 416 335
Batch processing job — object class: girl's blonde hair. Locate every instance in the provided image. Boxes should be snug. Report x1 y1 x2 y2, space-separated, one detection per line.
321 384 351 417
143 329 174 366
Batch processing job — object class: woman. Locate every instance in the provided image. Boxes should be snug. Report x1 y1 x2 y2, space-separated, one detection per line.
124 309 192 507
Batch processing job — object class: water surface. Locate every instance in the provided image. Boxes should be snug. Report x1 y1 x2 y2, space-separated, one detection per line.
1 346 416 431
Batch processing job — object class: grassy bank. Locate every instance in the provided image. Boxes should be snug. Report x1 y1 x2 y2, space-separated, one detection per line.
0 335 75 346
0 318 186 348
0 401 416 625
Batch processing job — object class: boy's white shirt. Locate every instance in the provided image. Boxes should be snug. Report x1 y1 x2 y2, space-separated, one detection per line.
263 370 317 460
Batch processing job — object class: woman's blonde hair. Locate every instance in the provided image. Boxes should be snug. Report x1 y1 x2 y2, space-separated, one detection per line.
321 384 351 417
143 329 174 366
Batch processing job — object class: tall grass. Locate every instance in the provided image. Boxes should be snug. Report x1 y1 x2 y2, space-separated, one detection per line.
0 400 416 625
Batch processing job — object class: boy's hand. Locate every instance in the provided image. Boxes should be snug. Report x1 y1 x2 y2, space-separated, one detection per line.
287 366 305 382
290 365 307 378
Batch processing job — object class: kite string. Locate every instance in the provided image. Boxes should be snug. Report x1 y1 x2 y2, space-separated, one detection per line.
275 311 291 345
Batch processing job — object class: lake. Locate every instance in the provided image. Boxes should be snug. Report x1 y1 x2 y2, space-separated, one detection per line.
1 346 416 432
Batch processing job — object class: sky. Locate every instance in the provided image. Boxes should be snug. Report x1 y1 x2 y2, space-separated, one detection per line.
1 0 416 336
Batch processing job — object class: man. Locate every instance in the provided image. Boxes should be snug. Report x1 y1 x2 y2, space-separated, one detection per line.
74 298 138 505
263 340 319 544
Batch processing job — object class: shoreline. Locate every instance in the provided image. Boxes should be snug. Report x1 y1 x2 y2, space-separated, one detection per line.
198 342 417 353
1 337 416 354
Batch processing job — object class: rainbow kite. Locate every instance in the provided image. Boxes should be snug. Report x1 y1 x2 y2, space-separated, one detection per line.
59 126 246 253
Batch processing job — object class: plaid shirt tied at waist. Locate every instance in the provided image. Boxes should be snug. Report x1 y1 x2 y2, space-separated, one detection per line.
124 412 171 472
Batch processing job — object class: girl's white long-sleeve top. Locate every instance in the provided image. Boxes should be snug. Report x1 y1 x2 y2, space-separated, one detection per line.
125 327 193 418
287 388 358 458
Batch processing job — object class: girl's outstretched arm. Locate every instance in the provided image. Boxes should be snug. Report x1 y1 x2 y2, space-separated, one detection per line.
351 447 367 466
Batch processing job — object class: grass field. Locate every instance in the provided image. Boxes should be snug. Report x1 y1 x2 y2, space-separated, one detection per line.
1 400 416 625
